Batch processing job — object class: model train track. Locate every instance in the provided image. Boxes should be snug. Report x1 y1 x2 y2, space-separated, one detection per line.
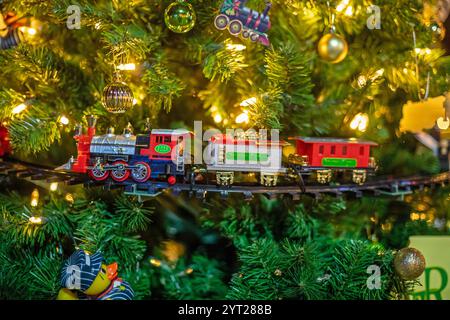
0 159 86 185
1 159 449 200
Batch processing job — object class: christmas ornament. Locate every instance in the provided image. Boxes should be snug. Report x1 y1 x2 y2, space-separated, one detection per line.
56 288 80 300
0 12 25 50
394 247 426 280
0 28 24 50
164 0 196 34
317 5 348 63
58 249 134 300
0 12 7 37
317 32 348 64
214 0 272 46
102 77 134 114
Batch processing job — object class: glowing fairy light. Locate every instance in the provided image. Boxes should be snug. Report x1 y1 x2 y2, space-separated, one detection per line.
30 188 39 207
29 216 44 224
133 98 138 106
59 115 69 125
240 97 257 107
12 103 27 114
357 75 367 88
226 43 247 51
336 0 350 12
95 22 102 29
344 6 353 16
65 193 74 203
19 26 37 36
350 113 369 132
50 182 58 192
437 117 450 130
116 63 136 71
213 113 223 123
236 111 250 124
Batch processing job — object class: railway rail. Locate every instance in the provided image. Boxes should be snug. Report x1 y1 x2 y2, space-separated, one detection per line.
1 159 449 201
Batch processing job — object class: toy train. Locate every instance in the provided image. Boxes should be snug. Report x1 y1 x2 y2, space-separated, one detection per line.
214 0 272 46
60 116 378 188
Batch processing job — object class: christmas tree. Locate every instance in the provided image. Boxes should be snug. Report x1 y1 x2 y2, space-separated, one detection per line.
0 0 449 300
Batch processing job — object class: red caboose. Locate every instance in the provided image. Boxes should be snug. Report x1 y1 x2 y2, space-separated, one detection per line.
289 137 377 184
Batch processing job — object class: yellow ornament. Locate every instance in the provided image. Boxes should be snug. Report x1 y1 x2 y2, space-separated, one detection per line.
56 288 79 300
317 32 348 64
84 262 118 296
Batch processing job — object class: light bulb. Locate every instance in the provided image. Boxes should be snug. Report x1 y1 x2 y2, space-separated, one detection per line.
213 113 223 123
29 216 43 224
59 116 69 125
12 103 27 114
336 0 350 12
345 6 353 16
350 113 369 132
236 111 249 124
437 117 450 130
50 182 58 192
19 26 37 36
116 63 136 71
65 193 74 203
240 97 257 107
226 43 247 51
30 188 39 207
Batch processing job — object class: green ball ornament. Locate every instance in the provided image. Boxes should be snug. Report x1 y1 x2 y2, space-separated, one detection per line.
164 1 196 34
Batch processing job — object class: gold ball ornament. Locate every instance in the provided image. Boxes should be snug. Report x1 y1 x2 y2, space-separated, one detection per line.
394 247 426 280
317 33 349 64
102 81 134 114
164 0 196 34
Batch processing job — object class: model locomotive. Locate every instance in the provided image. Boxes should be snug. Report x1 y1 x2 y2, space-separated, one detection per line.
214 0 272 46
61 116 378 188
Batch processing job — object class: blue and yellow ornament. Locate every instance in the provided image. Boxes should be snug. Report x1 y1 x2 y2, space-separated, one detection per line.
57 249 134 300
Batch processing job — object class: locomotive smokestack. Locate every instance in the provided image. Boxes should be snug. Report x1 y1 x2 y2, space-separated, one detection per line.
86 115 97 137
87 115 97 128
263 2 272 17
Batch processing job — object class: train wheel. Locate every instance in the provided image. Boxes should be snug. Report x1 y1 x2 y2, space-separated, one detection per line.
131 162 151 183
352 170 367 185
250 33 259 42
89 163 109 181
111 161 130 182
316 170 332 184
228 20 243 36
216 172 234 186
260 174 278 187
242 30 250 38
214 14 229 30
